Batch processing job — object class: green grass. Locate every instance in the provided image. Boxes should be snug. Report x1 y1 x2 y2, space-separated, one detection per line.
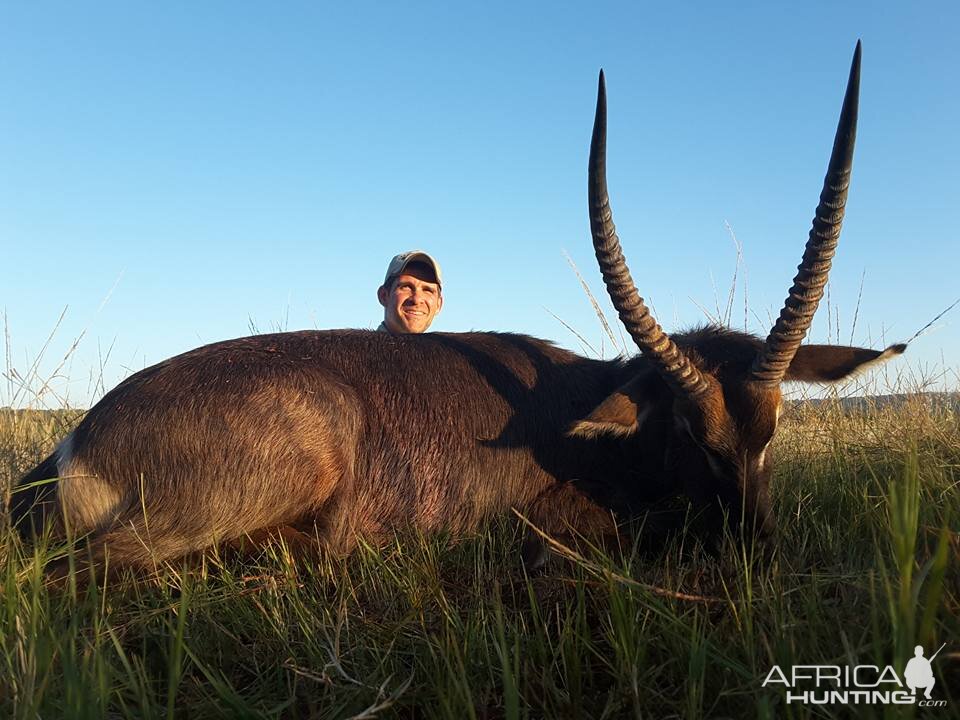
1 396 958 719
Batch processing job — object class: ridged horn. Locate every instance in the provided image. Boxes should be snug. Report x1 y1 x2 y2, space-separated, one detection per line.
589 70 710 398
753 41 862 386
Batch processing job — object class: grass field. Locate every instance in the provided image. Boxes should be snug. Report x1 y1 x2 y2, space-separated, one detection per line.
1 388 958 719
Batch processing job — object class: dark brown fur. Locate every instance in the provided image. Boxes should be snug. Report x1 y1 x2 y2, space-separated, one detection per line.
11 325 901 574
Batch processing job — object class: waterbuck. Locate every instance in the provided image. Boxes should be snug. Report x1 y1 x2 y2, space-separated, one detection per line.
12 43 904 576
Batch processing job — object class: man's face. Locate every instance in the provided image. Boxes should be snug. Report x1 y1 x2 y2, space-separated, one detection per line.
377 263 442 334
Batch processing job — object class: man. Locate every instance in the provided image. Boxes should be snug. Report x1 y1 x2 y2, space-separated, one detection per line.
904 645 939 700
377 250 443 334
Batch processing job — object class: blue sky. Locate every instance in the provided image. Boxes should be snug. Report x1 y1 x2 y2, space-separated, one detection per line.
2 2 958 407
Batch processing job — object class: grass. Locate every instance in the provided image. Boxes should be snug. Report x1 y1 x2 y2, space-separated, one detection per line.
1 390 958 719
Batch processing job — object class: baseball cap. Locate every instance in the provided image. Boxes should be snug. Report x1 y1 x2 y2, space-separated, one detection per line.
383 250 443 287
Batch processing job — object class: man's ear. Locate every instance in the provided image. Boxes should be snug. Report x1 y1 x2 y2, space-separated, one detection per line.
785 343 906 383
377 285 388 307
568 375 658 439
436 292 443 313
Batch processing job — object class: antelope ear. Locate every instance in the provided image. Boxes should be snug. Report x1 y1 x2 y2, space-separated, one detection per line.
568 376 657 439
785 343 906 383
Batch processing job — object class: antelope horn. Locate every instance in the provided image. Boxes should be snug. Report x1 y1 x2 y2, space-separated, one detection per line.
753 42 862 385
589 70 710 398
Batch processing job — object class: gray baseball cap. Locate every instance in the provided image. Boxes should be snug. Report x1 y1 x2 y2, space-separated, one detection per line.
383 250 443 287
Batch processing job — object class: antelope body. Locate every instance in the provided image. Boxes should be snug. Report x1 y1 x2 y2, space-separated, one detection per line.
12 43 904 574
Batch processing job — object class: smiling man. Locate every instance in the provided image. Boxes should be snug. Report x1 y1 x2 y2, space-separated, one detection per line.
376 250 443 334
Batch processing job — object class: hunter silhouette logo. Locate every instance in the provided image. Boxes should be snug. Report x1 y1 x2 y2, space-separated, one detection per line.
904 644 945 700
762 642 949 707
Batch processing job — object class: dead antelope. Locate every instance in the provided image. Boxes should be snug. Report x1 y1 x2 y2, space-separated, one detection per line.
12 42 904 576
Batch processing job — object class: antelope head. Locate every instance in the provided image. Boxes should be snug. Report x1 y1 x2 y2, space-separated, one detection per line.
573 43 905 539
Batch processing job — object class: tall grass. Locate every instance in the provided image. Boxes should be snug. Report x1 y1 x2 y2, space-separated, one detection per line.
1 384 957 718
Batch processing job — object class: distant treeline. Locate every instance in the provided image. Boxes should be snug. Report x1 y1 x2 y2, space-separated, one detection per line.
787 392 960 414
0 408 85 422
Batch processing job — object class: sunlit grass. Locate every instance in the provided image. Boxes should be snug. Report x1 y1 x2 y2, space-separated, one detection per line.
1 378 958 718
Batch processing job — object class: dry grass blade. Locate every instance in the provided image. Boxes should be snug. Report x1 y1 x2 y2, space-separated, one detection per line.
722 221 744 328
8 306 68 407
826 282 833 344
710 268 720 321
3 309 13 404
282 659 333 686
849 268 866 345
689 295 720 325
31 330 86 408
904 296 960 345
544 307 598 357
90 337 118 403
563 250 625 354
346 674 414 720
513 509 723 604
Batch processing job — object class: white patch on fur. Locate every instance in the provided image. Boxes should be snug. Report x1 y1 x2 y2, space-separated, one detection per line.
756 448 767 470
863 344 908 372
764 403 782 464
569 404 652 440
54 432 74 476
824 343 908 383
55 432 123 532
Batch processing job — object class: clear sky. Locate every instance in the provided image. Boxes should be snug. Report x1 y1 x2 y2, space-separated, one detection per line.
2 2 958 408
